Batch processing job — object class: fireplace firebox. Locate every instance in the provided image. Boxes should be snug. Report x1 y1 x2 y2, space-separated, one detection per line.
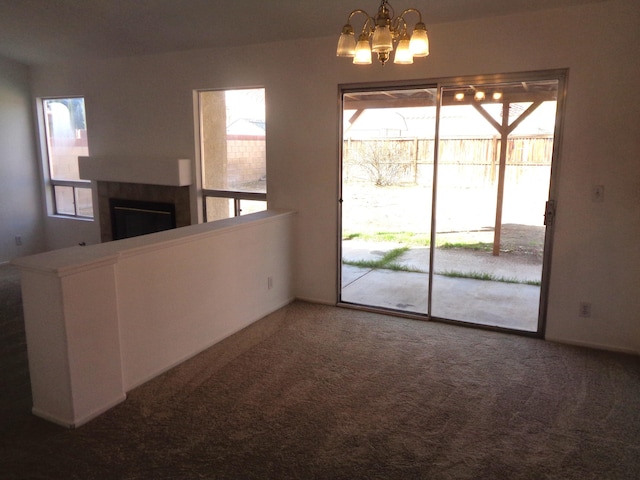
110 198 176 240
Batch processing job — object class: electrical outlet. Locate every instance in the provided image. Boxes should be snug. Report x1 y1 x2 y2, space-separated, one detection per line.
15 235 22 246
579 302 592 318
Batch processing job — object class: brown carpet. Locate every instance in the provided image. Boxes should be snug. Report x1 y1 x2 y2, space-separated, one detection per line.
1 264 639 479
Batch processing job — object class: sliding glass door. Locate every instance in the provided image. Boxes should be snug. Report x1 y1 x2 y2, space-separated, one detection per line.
431 80 559 331
339 73 564 334
340 87 436 314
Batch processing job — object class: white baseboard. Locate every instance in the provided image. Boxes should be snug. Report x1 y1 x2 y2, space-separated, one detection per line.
32 393 127 428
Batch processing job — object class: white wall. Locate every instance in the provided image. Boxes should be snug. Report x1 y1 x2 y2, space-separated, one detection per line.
28 0 640 353
117 211 295 390
44 215 99 251
0 56 45 262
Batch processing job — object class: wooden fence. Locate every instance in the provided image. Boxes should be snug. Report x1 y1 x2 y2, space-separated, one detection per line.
343 136 554 186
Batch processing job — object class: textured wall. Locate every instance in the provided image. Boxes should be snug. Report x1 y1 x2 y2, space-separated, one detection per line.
0 56 45 262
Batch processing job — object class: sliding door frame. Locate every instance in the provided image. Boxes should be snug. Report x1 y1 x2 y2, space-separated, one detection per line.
337 80 438 321
338 69 568 337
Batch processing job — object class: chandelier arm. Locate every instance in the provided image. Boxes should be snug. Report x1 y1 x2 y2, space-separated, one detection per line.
391 16 407 36
347 9 375 35
398 7 423 25
348 9 371 22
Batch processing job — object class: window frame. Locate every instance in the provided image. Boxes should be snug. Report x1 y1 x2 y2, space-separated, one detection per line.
38 96 94 219
196 87 267 222
50 180 93 218
202 189 267 219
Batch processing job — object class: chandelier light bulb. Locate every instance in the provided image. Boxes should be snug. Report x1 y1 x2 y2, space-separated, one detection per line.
394 34 413 64
372 25 393 53
353 34 373 64
336 25 356 57
409 23 429 56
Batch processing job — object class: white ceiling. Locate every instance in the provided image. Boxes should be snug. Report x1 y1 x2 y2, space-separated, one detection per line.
0 0 606 66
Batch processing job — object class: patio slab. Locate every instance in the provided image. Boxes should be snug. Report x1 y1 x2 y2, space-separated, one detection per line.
342 240 541 283
341 240 542 332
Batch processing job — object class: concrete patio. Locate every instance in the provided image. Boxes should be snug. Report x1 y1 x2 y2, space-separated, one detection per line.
341 240 543 332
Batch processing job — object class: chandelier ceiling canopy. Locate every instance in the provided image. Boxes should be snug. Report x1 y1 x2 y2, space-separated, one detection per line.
336 0 429 66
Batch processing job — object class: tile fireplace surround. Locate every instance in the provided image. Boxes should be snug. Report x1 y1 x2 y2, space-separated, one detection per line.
97 181 190 242
78 157 193 242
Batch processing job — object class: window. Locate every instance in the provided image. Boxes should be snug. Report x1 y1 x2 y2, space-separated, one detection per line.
41 97 93 218
198 88 266 222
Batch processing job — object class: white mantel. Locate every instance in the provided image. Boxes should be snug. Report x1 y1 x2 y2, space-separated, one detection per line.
79 156 192 186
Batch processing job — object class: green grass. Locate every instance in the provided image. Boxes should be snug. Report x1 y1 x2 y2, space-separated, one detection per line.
343 255 541 286
342 247 422 272
439 241 493 251
342 230 541 286
343 231 431 247
343 231 494 250
438 270 541 286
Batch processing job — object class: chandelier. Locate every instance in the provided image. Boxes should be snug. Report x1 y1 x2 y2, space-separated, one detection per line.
336 0 429 66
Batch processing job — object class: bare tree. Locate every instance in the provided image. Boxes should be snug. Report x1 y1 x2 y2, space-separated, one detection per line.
350 140 413 186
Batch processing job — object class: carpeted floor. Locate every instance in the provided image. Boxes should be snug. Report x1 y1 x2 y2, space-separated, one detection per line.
1 263 640 479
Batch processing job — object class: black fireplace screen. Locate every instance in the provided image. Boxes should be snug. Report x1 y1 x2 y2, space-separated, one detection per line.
110 198 176 240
